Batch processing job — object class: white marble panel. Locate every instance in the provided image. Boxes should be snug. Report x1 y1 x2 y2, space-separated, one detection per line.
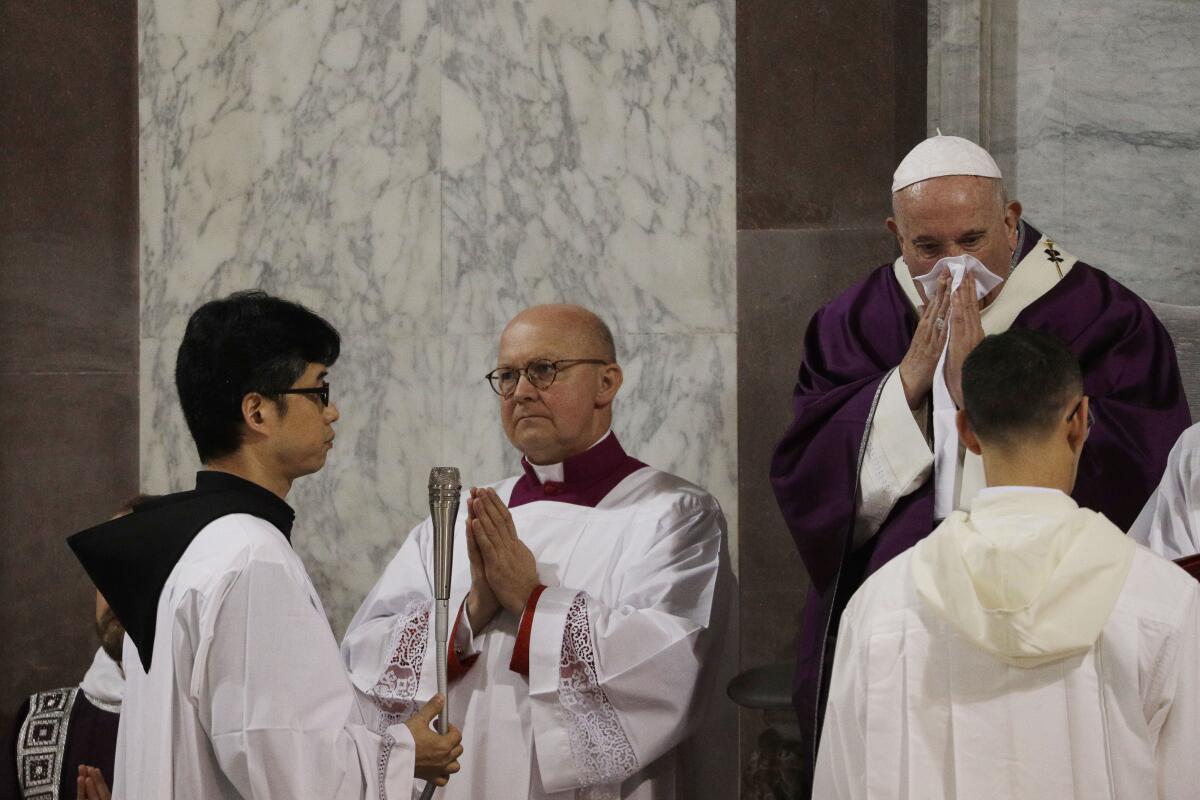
1013 0 1200 304
139 0 442 341
927 0 984 142
439 0 736 336
932 0 1200 305
140 337 196 493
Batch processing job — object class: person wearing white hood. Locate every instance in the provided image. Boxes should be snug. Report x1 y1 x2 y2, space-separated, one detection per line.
813 328 1200 799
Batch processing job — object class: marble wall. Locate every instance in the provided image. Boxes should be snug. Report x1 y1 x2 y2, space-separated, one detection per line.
139 0 736 635
929 0 1200 305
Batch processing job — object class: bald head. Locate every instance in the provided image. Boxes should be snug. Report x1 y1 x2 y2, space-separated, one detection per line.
495 304 623 464
501 304 617 363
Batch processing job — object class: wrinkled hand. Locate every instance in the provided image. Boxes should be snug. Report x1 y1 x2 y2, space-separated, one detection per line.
76 765 111 800
465 487 501 632
405 695 464 787
944 273 986 409
469 488 541 617
899 271 951 408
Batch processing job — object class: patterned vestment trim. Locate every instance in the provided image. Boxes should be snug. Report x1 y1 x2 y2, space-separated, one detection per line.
557 593 639 800
16 686 79 800
370 595 431 733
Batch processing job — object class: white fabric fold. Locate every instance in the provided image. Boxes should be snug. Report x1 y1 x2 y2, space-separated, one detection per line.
79 646 124 712
912 254 1005 519
911 487 1135 667
1130 422 1200 559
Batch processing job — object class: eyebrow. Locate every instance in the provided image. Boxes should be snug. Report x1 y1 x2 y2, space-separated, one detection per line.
911 229 987 245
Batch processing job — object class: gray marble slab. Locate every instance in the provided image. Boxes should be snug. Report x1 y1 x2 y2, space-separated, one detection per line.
930 0 1200 305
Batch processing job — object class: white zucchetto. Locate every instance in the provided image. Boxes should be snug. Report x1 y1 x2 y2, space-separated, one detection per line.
892 134 1002 192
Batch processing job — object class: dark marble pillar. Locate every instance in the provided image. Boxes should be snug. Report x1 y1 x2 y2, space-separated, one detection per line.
736 0 927 793
0 0 138 759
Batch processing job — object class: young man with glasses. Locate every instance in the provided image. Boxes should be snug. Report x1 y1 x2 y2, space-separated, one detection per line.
341 303 737 800
814 328 1200 799
68 291 462 799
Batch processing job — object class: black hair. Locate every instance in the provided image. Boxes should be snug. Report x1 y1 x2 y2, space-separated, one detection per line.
961 328 1082 447
175 291 341 462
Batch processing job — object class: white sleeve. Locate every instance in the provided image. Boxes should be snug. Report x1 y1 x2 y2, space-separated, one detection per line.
193 556 416 799
341 522 435 713
526 496 734 794
1129 426 1200 560
1152 584 1200 798
853 370 935 548
812 602 867 800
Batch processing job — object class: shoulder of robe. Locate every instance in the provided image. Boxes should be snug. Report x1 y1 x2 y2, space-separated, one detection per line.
626 467 723 519
1115 544 1200 629
843 548 918 628
810 262 904 329
1025 261 1167 348
189 512 297 567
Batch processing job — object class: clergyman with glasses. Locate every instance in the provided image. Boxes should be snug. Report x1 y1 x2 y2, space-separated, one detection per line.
342 303 738 800
68 291 462 799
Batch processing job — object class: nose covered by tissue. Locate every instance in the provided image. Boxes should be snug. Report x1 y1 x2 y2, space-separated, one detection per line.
914 254 1005 520
914 254 1004 301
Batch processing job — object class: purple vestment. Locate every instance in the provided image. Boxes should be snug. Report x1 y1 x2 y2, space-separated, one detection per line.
770 221 1191 786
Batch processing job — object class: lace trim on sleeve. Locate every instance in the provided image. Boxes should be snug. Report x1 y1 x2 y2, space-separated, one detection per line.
376 732 396 800
370 595 431 731
557 592 640 791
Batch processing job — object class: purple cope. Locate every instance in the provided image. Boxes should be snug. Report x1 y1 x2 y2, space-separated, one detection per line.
770 220 1192 783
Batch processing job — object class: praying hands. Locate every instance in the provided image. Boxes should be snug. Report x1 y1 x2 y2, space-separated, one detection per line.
464 487 541 631
76 765 110 800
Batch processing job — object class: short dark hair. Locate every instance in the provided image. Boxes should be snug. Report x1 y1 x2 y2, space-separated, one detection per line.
175 291 340 462
962 328 1082 447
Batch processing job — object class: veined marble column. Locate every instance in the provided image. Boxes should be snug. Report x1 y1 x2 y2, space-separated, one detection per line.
139 0 735 633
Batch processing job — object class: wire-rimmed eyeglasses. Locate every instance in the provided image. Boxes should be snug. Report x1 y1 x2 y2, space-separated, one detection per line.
274 381 331 408
485 359 608 398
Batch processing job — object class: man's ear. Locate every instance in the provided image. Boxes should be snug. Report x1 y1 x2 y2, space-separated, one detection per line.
1004 200 1023 247
1066 395 1090 453
886 216 901 243
241 392 275 437
956 409 983 455
595 364 623 409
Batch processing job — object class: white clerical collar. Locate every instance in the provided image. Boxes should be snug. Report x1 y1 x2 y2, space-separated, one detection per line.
527 430 613 484
79 646 124 712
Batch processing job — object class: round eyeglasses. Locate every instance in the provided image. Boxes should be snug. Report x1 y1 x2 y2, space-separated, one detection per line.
485 359 608 398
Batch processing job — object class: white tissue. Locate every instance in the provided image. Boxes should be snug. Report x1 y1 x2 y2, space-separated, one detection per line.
914 255 1004 519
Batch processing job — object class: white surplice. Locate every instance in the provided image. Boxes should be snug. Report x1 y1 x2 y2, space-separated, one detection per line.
341 465 737 800
1130 422 1200 559
853 236 1075 546
115 513 417 799
816 487 1200 799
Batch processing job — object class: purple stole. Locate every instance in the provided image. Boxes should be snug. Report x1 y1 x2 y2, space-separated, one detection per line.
770 220 1192 782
